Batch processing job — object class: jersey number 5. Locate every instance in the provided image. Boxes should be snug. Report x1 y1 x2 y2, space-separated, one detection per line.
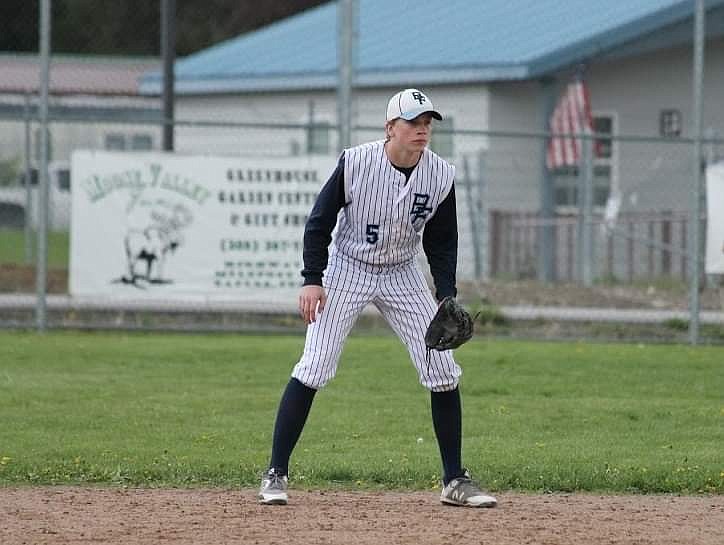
366 224 380 244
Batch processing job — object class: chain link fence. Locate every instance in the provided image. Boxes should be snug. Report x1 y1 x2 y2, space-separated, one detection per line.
1 2 723 342
2 113 722 341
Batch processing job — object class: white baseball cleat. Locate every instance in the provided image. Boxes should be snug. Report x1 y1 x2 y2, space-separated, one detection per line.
440 470 497 507
258 468 288 505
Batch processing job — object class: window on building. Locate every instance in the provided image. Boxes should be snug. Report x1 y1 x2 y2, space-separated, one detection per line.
19 169 38 186
307 122 331 154
131 134 153 150
290 139 302 156
553 114 615 208
660 109 682 137
593 116 613 158
430 117 454 158
56 169 71 191
105 133 126 150
105 133 154 151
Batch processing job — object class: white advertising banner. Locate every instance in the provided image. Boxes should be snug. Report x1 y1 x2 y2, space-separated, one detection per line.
70 150 337 301
706 162 724 274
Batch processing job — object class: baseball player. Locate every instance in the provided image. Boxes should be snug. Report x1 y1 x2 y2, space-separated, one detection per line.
258 88 497 508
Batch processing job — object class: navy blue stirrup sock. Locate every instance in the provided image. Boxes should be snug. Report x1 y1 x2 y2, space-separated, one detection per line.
431 387 463 486
268 378 317 476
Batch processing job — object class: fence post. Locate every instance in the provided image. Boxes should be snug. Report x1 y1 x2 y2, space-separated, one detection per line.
306 100 315 154
337 0 354 151
35 0 51 332
661 211 672 275
627 220 635 282
648 221 655 278
463 156 482 279
680 220 687 281
567 221 575 281
538 77 556 282
23 93 33 264
606 229 614 279
478 150 489 280
578 134 594 286
688 0 705 344
161 0 175 151
490 211 500 277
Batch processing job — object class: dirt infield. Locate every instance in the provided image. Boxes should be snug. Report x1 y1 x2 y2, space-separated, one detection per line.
2 487 723 545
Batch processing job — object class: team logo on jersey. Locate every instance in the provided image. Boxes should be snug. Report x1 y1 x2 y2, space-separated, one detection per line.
410 193 432 223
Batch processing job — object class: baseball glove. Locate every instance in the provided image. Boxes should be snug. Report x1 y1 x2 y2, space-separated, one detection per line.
424 296 475 351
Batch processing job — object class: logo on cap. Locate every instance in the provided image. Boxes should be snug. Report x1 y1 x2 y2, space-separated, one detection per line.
411 91 426 105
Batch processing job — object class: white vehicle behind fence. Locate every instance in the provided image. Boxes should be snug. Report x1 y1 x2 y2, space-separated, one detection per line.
0 161 71 231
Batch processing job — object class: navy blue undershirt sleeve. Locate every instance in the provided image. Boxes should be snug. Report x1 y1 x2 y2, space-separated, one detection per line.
423 184 458 301
301 155 346 286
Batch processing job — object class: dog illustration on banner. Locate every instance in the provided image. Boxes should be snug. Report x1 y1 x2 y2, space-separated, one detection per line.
118 202 193 288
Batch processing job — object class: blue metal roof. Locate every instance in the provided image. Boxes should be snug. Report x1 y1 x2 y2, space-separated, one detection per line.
139 0 724 94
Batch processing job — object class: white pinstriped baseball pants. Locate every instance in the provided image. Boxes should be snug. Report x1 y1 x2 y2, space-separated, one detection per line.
291 254 462 392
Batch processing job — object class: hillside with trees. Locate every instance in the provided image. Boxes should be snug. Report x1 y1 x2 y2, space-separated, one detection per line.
1 0 330 56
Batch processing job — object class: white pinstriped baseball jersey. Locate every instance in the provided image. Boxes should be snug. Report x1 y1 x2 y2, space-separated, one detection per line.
333 140 455 266
292 141 461 392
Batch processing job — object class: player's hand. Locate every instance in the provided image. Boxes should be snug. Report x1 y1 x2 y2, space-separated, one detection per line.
299 285 327 324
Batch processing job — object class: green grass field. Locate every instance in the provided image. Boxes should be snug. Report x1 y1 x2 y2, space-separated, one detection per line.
0 331 722 494
0 229 69 268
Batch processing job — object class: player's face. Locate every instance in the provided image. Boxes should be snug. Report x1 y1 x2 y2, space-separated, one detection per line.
388 113 434 153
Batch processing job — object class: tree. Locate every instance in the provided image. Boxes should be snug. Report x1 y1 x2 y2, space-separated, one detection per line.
0 0 330 56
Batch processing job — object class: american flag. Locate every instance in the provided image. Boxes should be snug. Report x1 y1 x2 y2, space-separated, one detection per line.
546 77 596 170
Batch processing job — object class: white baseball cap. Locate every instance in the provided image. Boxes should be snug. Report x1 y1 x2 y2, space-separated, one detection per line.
386 88 442 122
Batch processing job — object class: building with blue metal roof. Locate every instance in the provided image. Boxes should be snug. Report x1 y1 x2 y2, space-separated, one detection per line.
139 1 724 282
140 0 724 94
